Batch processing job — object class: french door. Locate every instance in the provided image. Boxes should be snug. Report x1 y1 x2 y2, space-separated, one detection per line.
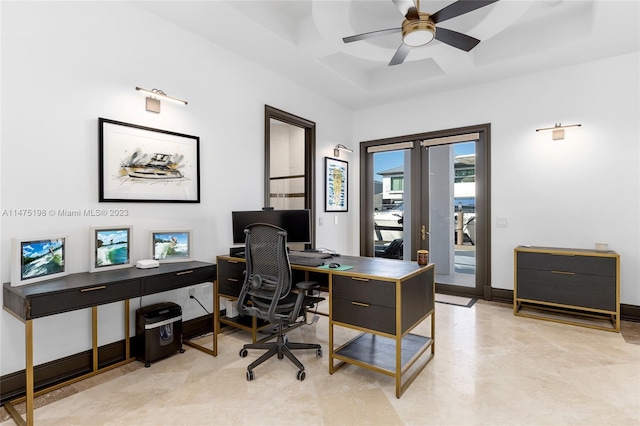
360 124 490 298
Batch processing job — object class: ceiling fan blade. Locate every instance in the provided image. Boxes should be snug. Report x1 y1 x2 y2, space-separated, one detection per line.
389 43 411 66
431 0 499 24
392 0 418 19
435 27 481 51
343 27 401 43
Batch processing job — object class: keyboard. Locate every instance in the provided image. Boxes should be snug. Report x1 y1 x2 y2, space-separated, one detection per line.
288 255 325 267
288 250 332 259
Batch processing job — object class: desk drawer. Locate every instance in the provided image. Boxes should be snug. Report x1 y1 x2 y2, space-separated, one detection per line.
29 279 141 318
142 266 215 295
332 298 395 334
218 259 245 297
332 275 395 308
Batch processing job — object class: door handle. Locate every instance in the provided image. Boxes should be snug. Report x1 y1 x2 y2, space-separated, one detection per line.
421 225 427 240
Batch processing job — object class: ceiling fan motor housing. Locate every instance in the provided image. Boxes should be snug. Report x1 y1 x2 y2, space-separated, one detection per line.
402 12 436 47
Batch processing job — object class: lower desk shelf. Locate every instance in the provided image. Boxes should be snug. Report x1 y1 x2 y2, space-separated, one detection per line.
334 333 433 373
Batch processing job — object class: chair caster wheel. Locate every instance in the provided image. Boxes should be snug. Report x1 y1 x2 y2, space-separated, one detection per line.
296 370 306 381
246 370 255 381
179 348 185 353
278 353 284 359
144 362 151 368
316 348 323 358
239 348 248 357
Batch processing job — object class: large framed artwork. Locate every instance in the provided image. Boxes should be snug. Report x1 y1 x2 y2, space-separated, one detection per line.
99 118 200 202
325 157 348 212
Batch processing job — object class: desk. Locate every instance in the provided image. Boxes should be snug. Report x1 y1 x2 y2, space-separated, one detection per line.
215 255 435 398
2 261 216 426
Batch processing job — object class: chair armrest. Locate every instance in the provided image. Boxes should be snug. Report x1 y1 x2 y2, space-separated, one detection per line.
295 281 319 291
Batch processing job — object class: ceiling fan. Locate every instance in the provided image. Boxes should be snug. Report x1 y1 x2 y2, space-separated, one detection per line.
343 0 499 66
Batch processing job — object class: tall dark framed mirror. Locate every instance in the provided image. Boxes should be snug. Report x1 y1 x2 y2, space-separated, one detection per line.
264 105 316 248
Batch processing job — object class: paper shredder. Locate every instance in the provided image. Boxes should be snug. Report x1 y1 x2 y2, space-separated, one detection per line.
136 302 183 367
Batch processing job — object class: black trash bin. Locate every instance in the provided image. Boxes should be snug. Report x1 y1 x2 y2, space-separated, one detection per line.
136 302 184 367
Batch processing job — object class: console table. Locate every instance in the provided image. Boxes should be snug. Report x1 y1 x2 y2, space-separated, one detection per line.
2 261 216 426
514 246 620 331
215 254 435 398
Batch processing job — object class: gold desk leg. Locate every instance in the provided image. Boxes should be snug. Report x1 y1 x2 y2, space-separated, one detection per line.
26 319 34 426
92 307 98 371
4 320 36 425
213 280 219 356
125 300 130 359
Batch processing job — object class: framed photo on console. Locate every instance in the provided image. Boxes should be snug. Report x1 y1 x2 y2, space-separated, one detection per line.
11 234 69 286
90 225 133 272
325 157 348 212
149 229 193 263
99 118 200 203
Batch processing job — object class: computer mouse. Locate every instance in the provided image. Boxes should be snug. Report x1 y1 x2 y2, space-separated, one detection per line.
329 262 340 268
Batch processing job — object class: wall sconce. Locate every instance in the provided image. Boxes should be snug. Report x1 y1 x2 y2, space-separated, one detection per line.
535 123 581 140
334 144 353 157
135 86 187 113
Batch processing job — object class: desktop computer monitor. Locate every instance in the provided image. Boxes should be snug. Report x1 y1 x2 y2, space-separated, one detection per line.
231 209 311 245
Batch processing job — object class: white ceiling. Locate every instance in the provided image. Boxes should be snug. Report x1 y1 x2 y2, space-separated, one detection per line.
132 0 640 110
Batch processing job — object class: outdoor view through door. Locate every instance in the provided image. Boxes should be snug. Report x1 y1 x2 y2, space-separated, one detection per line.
372 143 476 287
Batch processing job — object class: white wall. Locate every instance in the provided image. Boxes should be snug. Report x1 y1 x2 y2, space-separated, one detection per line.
353 52 640 305
0 2 354 375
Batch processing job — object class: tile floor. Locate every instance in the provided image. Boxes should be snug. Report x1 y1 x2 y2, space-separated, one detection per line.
2 300 639 425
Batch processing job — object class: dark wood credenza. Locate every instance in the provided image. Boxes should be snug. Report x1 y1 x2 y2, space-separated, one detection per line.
514 246 620 332
2 261 216 426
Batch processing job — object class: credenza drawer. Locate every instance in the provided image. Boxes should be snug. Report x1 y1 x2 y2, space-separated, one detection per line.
332 275 395 308
142 265 215 295
517 269 616 311
218 259 246 297
332 298 395 334
516 252 616 276
29 279 141 318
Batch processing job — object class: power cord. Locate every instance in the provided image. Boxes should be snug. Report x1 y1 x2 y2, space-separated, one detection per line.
190 295 211 315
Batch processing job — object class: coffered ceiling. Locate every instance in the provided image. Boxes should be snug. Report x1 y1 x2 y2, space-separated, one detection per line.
132 1 639 109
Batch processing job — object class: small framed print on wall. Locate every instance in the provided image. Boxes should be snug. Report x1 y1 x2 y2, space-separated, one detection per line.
325 157 348 212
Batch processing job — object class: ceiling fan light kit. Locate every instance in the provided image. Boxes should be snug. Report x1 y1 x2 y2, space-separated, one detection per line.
401 13 435 47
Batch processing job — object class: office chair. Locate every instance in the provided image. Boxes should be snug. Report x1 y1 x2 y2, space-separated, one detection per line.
376 238 404 259
237 223 322 381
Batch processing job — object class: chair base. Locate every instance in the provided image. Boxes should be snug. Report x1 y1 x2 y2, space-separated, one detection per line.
240 325 322 381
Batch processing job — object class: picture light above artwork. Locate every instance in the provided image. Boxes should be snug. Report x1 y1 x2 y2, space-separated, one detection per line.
135 86 188 113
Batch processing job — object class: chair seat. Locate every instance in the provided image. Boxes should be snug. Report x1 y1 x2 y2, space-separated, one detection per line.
250 293 297 312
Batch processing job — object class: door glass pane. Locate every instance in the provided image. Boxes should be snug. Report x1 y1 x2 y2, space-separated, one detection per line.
373 149 410 260
268 119 306 210
429 141 476 287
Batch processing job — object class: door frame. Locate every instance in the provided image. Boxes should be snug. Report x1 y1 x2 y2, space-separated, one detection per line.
359 123 491 299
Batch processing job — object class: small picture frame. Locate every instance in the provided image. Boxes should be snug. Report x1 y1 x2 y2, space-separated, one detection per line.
150 229 193 263
325 157 348 212
11 234 69 286
90 226 133 272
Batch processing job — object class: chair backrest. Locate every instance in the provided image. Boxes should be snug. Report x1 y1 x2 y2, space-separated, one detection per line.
382 238 403 259
238 223 293 320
